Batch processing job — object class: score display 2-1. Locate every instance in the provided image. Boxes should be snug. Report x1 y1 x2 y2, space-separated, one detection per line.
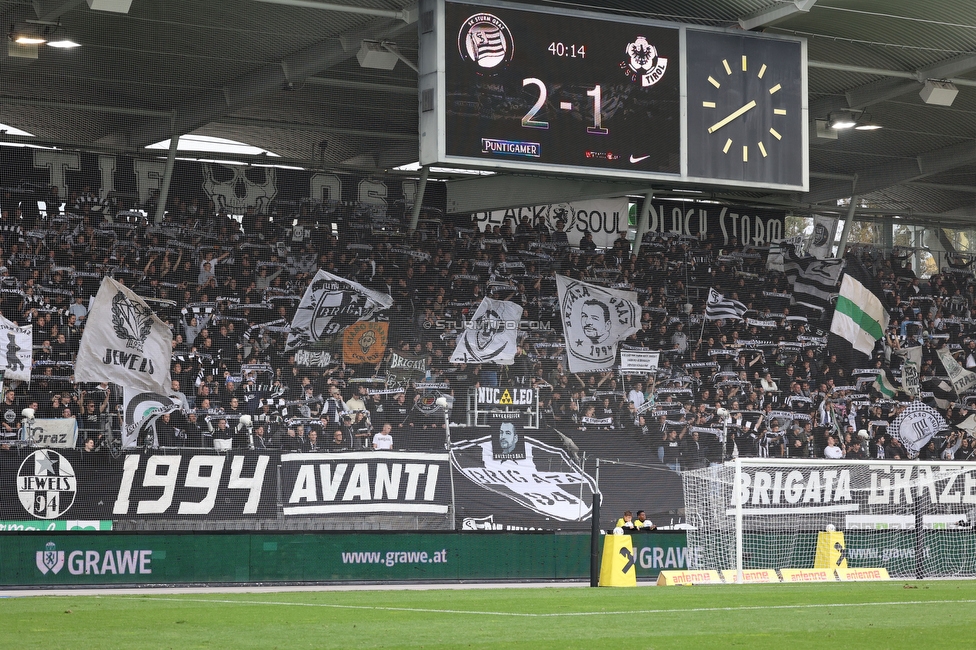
445 2 681 174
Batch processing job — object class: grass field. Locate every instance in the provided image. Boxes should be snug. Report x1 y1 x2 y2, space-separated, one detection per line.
3 581 976 649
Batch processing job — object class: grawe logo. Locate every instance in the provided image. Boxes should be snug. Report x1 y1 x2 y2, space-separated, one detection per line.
35 541 153 576
36 541 64 575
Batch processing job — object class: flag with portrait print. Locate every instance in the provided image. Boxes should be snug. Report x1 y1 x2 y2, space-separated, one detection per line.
555 275 639 373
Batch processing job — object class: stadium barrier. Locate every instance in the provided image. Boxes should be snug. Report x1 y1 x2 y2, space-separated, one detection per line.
5 526 961 586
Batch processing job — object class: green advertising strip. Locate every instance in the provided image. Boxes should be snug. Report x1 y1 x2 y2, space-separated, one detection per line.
2 530 879 586
3 532 599 586
0 521 113 532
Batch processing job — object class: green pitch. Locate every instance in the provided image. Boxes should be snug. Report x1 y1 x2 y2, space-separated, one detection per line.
3 581 976 649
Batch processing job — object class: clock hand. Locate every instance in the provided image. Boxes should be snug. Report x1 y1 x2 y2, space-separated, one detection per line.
708 100 757 134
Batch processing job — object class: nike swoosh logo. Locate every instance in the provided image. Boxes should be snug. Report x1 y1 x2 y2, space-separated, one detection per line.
630 155 650 163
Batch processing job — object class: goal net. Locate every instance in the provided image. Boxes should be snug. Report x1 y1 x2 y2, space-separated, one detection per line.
682 458 976 579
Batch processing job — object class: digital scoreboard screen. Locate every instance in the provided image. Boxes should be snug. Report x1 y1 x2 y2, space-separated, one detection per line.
443 2 680 174
418 0 808 192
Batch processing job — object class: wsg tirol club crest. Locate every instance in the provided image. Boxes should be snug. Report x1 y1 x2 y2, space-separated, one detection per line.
621 36 668 87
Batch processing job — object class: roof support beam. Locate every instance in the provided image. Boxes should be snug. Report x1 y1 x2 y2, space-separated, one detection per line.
249 0 417 23
122 17 413 148
31 0 85 22
803 140 976 204
214 117 416 141
809 51 976 119
446 175 649 214
739 0 817 31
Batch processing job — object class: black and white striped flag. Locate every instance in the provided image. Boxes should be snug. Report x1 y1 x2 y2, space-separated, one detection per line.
784 242 845 315
705 288 746 321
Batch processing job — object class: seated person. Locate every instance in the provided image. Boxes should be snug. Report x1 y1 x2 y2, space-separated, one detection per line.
634 510 657 531
616 510 637 530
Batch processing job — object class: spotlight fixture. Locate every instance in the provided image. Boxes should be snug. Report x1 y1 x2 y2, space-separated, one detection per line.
828 111 857 130
853 111 882 131
8 21 80 49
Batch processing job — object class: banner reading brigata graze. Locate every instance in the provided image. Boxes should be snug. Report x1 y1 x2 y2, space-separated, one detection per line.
642 198 786 246
74 277 172 394
472 197 629 248
699 461 976 531
279 451 451 516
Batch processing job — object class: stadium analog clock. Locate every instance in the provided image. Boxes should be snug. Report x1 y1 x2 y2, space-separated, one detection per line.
686 30 806 188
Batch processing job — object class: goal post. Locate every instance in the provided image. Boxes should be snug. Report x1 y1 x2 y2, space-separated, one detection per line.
682 458 976 579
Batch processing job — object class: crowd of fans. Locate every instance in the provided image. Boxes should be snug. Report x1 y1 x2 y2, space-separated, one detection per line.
1 184 976 468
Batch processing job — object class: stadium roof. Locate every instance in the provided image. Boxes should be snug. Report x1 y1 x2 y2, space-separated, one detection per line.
1 0 976 224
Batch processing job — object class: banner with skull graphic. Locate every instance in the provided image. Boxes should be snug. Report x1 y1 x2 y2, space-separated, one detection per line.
450 298 522 365
555 275 640 373
285 270 394 352
342 321 389 365
0 313 32 383
75 277 173 395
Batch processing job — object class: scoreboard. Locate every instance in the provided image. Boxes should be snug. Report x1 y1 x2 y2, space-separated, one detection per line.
418 0 808 192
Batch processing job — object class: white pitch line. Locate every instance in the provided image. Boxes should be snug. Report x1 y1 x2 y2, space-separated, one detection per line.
120 596 976 618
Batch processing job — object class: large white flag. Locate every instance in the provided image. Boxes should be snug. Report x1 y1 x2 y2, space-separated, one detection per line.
0 313 32 382
555 275 640 373
75 276 172 394
285 270 394 351
451 298 523 365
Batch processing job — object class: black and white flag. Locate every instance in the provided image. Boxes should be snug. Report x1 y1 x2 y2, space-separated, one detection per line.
555 275 639 373
0 313 31 382
784 242 845 314
285 270 393 351
806 215 839 259
705 288 747 321
121 388 182 448
450 298 523 365
75 277 172 394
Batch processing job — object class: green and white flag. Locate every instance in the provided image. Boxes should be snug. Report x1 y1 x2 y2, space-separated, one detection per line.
873 368 902 399
830 259 889 360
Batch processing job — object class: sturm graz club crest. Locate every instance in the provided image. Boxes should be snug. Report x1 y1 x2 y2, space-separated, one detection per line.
457 12 514 74
112 290 153 351
36 541 65 575
620 36 668 87
18 449 77 519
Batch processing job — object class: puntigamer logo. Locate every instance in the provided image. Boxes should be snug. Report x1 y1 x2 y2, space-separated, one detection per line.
35 541 153 576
